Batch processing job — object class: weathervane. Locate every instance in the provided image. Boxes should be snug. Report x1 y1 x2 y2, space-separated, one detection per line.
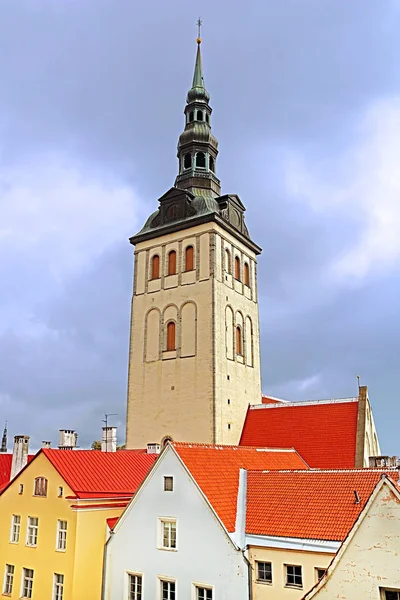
197 17 203 44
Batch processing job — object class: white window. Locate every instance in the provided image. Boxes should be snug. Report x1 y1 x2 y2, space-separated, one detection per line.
53 573 64 600
161 580 175 600
160 519 176 549
26 517 38 547
10 515 21 543
3 564 14 595
128 574 142 600
56 520 67 551
21 568 34 598
196 586 213 600
285 564 303 588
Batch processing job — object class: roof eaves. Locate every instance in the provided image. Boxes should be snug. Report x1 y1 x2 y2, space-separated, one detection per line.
250 397 359 410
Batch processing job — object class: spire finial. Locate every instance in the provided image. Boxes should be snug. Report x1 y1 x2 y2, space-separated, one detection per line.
197 17 202 44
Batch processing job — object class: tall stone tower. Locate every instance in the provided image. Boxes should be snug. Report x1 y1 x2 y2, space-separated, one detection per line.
126 33 262 448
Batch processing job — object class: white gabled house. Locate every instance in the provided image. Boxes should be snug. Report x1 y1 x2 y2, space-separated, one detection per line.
102 442 309 600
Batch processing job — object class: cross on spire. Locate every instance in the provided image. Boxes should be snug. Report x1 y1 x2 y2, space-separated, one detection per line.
197 17 202 44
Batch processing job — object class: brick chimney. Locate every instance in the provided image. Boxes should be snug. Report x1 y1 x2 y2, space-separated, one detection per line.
58 430 78 450
11 435 30 480
101 427 117 453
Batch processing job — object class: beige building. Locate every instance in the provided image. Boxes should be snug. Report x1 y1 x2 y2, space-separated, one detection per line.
126 39 262 448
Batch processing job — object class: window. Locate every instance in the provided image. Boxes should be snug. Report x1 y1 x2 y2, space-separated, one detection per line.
209 156 214 172
166 204 179 220
166 322 176 351
26 517 38 546
196 110 203 121
185 246 194 271
128 574 142 600
3 564 14 595
164 476 173 492
236 326 243 356
161 520 176 549
53 573 64 600
315 568 326 581
196 586 212 600
285 564 302 588
19 484 24 495
151 255 160 279
161 580 175 600
257 561 272 583
227 423 231 430
34 477 48 497
184 153 192 169
21 568 34 599
189 111 194 122
58 486 63 498
225 249 231 273
205 113 210 124
234 256 241 280
383 591 400 600
244 262 250 286
10 515 20 543
168 250 176 275
56 520 67 551
196 152 206 168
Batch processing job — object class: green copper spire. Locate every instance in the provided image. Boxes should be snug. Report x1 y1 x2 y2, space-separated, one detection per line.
192 41 204 88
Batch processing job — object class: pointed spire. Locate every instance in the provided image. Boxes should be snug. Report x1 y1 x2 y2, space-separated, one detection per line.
192 40 204 89
1 421 7 453
187 19 210 103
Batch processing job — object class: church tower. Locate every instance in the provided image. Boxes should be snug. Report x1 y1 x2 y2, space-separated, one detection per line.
126 30 262 448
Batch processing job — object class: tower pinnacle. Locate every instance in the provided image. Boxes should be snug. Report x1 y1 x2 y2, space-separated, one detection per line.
1 421 7 453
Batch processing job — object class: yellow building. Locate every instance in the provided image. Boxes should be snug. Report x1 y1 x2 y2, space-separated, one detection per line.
0 447 156 600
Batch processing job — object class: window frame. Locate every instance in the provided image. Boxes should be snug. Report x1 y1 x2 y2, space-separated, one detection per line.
10 514 21 544
194 584 213 600
26 516 39 547
285 564 303 589
234 255 241 280
151 254 160 280
160 578 176 600
21 567 34 599
256 561 272 584
243 262 250 287
235 326 243 356
33 476 48 497
53 573 64 600
167 250 177 276
56 520 67 552
184 245 194 272
128 573 142 600
166 321 176 352
315 567 326 582
381 589 400 600
3 564 15 595
159 518 177 551
164 476 173 492
225 248 231 273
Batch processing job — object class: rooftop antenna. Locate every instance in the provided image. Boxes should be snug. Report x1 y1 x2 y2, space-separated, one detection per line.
102 413 118 453
197 17 203 44
357 375 361 391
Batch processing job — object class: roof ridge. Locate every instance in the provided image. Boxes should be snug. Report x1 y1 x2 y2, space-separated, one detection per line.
250 397 359 410
172 441 296 452
246 468 399 474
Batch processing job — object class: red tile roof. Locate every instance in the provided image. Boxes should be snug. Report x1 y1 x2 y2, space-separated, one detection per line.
172 442 309 533
0 453 35 487
240 399 359 468
246 469 399 541
261 396 286 405
107 516 119 530
42 449 157 498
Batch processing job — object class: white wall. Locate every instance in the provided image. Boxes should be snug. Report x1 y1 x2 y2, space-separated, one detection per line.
104 447 248 600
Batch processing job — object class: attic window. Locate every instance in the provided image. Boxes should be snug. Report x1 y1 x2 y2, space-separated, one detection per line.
34 477 48 497
164 476 173 492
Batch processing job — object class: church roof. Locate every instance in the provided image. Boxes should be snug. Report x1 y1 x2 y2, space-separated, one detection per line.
172 441 309 533
246 469 399 541
240 398 360 469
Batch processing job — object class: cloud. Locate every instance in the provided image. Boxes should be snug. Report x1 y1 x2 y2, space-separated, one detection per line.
285 97 400 280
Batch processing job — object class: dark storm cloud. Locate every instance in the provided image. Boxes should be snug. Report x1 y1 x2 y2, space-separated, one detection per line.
1 0 399 452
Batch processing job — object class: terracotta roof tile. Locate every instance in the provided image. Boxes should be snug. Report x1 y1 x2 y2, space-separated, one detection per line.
172 442 309 532
246 469 399 541
107 516 119 530
0 453 35 487
43 449 157 498
240 400 359 468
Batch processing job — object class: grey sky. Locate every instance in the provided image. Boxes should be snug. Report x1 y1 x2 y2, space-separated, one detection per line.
1 0 399 452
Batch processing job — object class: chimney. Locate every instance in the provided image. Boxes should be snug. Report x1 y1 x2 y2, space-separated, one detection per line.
11 435 30 480
42 441 51 449
147 443 161 455
101 427 117 453
58 430 78 450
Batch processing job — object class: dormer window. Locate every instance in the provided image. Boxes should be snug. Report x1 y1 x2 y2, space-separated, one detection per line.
196 152 206 169
184 153 192 169
197 110 203 121
189 111 194 122
209 156 215 172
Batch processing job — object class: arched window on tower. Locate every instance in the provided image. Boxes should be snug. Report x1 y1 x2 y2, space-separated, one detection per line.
168 250 176 275
197 110 203 121
205 113 210 124
244 263 250 286
209 156 215 172
235 256 241 281
225 249 231 273
196 152 206 169
185 246 194 271
189 111 194 122
166 322 176 351
151 255 160 280
236 326 243 356
184 153 192 169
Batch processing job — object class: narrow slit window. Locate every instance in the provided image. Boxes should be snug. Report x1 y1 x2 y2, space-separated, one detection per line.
151 255 160 280
236 326 243 356
166 322 176 351
168 251 176 276
225 249 231 273
244 263 250 286
185 246 194 271
235 256 241 280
